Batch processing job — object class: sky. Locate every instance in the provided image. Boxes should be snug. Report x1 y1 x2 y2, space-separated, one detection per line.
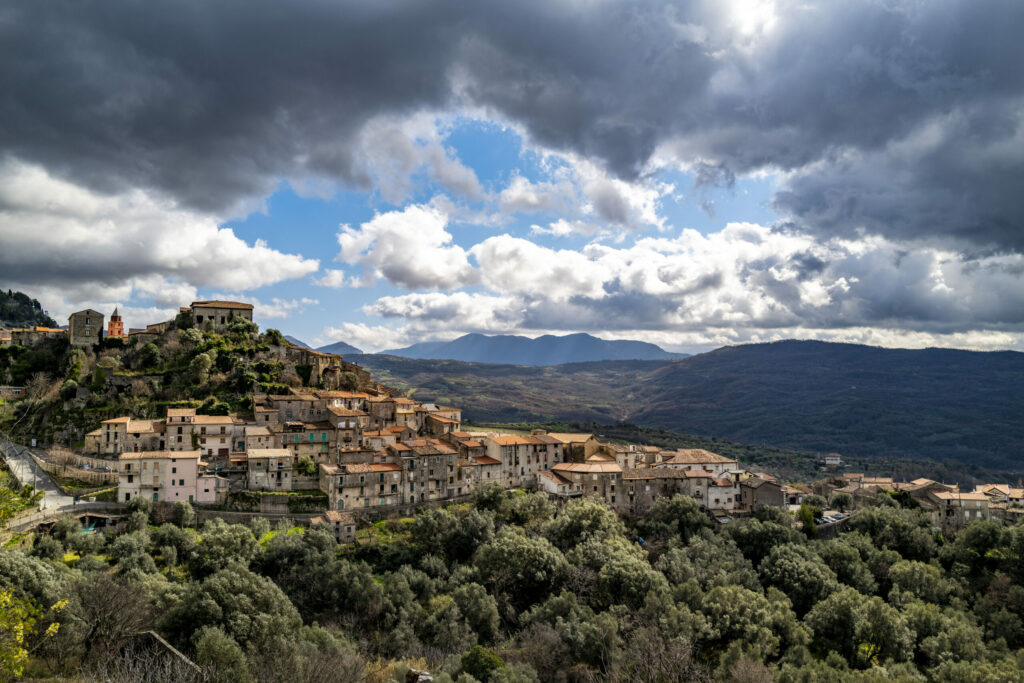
1 0 1022 354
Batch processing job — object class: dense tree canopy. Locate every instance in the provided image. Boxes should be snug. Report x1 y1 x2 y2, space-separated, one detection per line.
1 486 1024 680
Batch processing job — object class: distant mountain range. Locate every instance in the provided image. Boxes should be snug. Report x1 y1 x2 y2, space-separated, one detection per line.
316 340 364 355
284 336 364 354
349 339 1024 472
379 332 688 365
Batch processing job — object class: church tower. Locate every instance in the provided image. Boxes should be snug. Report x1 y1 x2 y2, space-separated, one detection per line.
108 307 125 338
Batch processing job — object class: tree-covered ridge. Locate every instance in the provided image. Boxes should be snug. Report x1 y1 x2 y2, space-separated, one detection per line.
0 289 58 328
0 319 341 444
2 490 1024 681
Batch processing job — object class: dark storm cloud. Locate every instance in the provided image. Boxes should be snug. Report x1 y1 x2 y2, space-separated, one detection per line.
1 0 1021 248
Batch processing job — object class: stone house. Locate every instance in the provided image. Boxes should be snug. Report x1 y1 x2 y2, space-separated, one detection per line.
326 406 367 446
551 461 623 506
739 477 785 511
68 309 104 347
186 300 253 331
396 439 459 504
547 433 601 462
193 415 244 458
122 419 167 453
274 421 337 462
538 469 577 498
620 469 688 511
244 425 274 451
311 510 357 544
100 416 131 454
247 448 294 491
926 490 990 532
654 449 739 478
164 408 200 451
11 326 66 346
320 462 403 511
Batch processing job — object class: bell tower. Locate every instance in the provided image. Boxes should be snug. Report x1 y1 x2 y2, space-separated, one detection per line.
108 307 125 338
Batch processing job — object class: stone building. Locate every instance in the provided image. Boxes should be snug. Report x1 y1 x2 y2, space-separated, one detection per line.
185 300 253 331
739 477 785 511
68 309 104 347
11 326 66 346
311 510 357 543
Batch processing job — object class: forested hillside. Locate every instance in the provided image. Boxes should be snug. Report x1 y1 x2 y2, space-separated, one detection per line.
2 489 1023 680
0 289 58 328
635 341 1024 471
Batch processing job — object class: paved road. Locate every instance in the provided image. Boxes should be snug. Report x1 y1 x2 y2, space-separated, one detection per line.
0 438 74 510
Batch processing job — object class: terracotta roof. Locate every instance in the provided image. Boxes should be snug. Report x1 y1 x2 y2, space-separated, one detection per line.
345 462 402 473
427 415 459 423
328 406 367 417
661 449 736 465
932 491 990 501
190 300 254 310
711 477 735 487
245 426 271 436
102 416 131 424
585 452 616 462
472 455 501 466
547 433 596 444
247 448 292 458
126 419 163 434
314 510 355 525
193 415 238 424
538 470 572 485
621 468 690 480
912 477 936 486
488 435 535 446
166 408 197 417
314 390 370 399
531 434 563 445
683 469 712 479
552 462 622 473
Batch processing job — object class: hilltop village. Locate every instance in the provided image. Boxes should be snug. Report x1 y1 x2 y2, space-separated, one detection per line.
4 300 1023 542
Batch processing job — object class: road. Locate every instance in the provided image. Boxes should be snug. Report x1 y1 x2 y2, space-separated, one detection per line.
0 438 74 510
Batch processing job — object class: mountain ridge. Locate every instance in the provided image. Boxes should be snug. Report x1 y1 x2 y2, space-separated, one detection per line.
316 340 364 355
379 332 687 365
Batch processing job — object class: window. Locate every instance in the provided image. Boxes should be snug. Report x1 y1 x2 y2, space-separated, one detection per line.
179 479 185 486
